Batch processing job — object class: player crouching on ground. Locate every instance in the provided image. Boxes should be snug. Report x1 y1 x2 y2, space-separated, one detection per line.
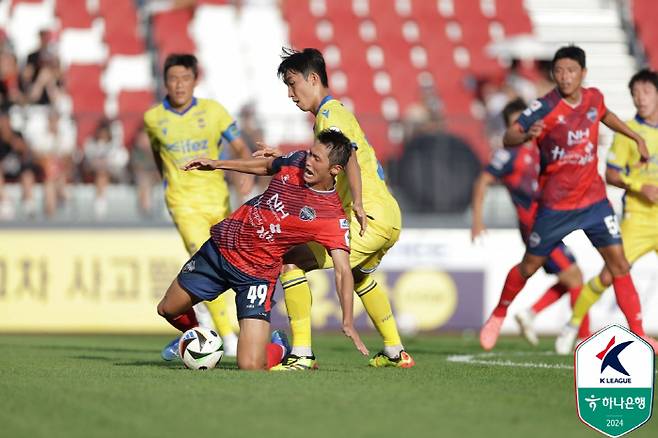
156 130 369 370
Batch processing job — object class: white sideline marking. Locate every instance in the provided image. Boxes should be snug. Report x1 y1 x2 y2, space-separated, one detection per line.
446 351 573 370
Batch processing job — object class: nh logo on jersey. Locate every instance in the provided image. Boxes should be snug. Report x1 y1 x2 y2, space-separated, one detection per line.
575 325 654 437
568 128 590 146
266 193 290 220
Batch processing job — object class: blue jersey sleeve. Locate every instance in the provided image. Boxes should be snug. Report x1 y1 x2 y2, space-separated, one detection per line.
221 122 241 143
271 150 307 174
516 97 552 132
485 148 518 178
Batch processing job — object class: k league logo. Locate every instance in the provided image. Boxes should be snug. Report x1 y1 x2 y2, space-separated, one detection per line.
575 325 654 437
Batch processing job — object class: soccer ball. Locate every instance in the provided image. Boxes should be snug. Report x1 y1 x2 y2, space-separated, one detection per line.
178 327 224 370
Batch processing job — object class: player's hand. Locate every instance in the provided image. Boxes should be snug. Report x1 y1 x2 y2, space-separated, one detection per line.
636 137 650 163
471 222 486 243
252 142 283 159
525 120 544 140
352 202 367 236
342 323 369 356
640 184 658 203
182 158 219 171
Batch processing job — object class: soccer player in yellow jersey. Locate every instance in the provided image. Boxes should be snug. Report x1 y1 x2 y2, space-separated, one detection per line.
144 54 254 359
556 69 658 354
266 48 414 369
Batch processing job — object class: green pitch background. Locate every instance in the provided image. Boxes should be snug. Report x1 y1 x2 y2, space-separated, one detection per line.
1 334 655 438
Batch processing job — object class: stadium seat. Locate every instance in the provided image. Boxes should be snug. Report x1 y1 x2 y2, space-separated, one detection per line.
65 64 105 146
99 0 145 55
58 24 108 67
6 0 56 61
101 55 152 95
117 90 155 147
55 0 93 29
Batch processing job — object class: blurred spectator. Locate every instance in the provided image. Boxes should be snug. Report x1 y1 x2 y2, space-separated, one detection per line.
0 110 41 218
25 109 76 217
82 119 129 219
534 60 555 97
477 79 517 150
130 125 159 217
19 30 64 106
235 102 268 196
505 59 537 104
402 76 444 143
0 50 23 109
143 0 196 14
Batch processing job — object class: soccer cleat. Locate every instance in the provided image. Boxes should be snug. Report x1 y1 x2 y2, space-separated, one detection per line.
641 336 658 355
555 324 578 355
270 330 290 357
515 309 539 346
368 350 415 368
269 354 318 371
479 314 505 351
161 337 180 361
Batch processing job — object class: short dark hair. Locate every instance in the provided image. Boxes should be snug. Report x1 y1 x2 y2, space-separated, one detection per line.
278 48 329 87
502 98 527 128
552 45 586 69
316 129 352 167
628 68 658 92
163 53 199 81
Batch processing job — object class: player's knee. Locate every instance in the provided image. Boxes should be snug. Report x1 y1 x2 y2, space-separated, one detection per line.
519 260 540 278
157 300 175 320
599 269 613 287
281 263 300 274
561 265 583 289
237 355 265 371
608 258 630 277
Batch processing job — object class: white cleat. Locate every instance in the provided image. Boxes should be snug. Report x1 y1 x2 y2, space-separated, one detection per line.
515 309 539 346
555 324 578 355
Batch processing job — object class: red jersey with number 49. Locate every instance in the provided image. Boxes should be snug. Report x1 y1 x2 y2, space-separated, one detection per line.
516 87 608 210
210 151 350 281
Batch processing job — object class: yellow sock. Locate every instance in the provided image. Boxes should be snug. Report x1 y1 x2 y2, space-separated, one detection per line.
281 269 312 348
357 275 402 347
571 276 607 326
205 294 235 337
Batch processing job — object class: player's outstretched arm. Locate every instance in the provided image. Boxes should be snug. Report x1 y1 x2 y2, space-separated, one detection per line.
330 249 369 356
503 121 543 147
345 151 367 236
602 110 649 161
606 167 658 203
471 172 495 242
182 157 274 176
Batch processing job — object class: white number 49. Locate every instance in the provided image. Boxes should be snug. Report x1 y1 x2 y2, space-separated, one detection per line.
247 284 268 305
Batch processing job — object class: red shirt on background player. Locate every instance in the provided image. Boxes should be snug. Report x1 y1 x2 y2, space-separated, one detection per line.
479 45 658 353
156 129 370 370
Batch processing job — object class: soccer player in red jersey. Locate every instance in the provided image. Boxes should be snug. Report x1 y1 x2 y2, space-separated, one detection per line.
479 45 658 352
156 130 369 370
471 98 589 346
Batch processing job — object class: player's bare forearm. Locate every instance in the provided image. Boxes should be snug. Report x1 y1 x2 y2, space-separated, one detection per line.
345 151 367 235
605 167 626 190
229 137 253 160
607 167 658 202
229 138 256 195
183 157 273 176
150 146 164 178
602 111 649 161
331 249 369 356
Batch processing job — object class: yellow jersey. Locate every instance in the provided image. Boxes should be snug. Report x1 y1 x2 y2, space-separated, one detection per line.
314 96 399 225
607 115 658 219
144 97 239 207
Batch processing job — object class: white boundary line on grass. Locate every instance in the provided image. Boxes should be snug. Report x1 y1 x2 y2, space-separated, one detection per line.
446 351 573 370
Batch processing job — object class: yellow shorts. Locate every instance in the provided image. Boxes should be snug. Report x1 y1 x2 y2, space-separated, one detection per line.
309 207 401 272
621 215 658 264
169 198 230 255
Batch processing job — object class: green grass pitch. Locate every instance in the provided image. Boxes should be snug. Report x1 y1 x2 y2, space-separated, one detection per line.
0 333 655 438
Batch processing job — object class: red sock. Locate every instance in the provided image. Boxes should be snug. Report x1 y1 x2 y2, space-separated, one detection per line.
531 283 567 314
612 273 645 336
167 308 198 332
493 265 527 317
266 343 285 369
568 286 591 339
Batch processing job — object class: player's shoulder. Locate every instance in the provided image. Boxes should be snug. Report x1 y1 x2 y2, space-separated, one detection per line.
520 89 560 123
196 98 224 111
143 102 164 124
584 86 604 98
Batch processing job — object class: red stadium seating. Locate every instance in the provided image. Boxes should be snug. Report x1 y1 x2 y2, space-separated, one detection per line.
65 64 105 146
118 90 155 147
55 0 93 28
99 0 145 55
152 8 196 60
